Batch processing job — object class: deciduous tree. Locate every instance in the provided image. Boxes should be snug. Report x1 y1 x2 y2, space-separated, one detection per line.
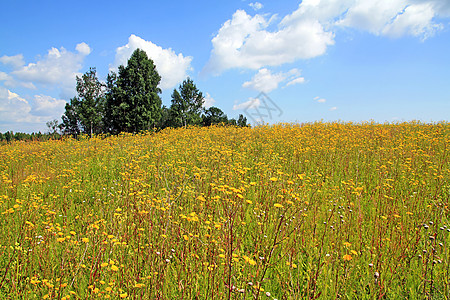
169 78 204 128
61 67 104 137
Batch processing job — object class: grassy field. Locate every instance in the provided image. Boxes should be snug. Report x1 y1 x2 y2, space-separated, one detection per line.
0 122 449 299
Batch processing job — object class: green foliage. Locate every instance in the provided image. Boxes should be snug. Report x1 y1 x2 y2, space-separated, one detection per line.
0 131 52 142
61 101 81 137
104 49 162 133
169 78 204 128
61 67 104 137
157 105 171 129
237 114 248 127
59 49 248 137
4 131 12 143
201 106 228 126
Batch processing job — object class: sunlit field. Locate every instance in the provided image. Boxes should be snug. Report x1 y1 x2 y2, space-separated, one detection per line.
0 122 449 299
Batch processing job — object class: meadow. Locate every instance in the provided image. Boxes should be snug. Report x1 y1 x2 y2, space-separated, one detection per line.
0 122 449 299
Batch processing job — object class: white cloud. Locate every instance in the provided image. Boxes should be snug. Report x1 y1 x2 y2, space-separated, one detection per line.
5 44 91 97
204 9 334 74
249 2 263 11
285 76 305 87
242 68 286 93
203 92 216 108
381 3 442 39
0 71 36 89
317 98 326 103
297 0 445 39
0 54 25 68
233 97 261 110
75 42 91 56
32 94 66 117
0 87 36 124
111 34 193 90
0 87 66 132
329 106 338 111
335 0 443 38
205 0 447 74
0 72 10 81
243 68 305 92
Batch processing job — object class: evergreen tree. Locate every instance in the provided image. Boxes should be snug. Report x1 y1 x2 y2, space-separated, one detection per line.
169 78 204 128
105 49 162 133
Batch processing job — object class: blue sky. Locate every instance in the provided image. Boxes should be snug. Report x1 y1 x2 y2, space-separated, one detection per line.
1 0 449 132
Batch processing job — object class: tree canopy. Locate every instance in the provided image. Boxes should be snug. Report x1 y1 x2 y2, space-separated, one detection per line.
169 78 204 128
59 48 248 137
104 49 162 133
61 67 104 137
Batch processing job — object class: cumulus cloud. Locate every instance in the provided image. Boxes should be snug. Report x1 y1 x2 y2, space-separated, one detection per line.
12 47 84 86
242 68 305 93
1 43 91 97
111 34 193 90
205 0 447 74
329 106 338 111
0 87 66 131
31 94 67 117
204 9 334 74
249 2 263 11
0 87 36 125
233 97 261 110
0 72 10 81
295 0 445 39
242 68 286 93
336 0 442 38
0 54 25 68
203 92 216 108
75 42 91 56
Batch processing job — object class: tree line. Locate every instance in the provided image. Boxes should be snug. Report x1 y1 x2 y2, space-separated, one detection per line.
0 131 58 143
61 48 248 137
